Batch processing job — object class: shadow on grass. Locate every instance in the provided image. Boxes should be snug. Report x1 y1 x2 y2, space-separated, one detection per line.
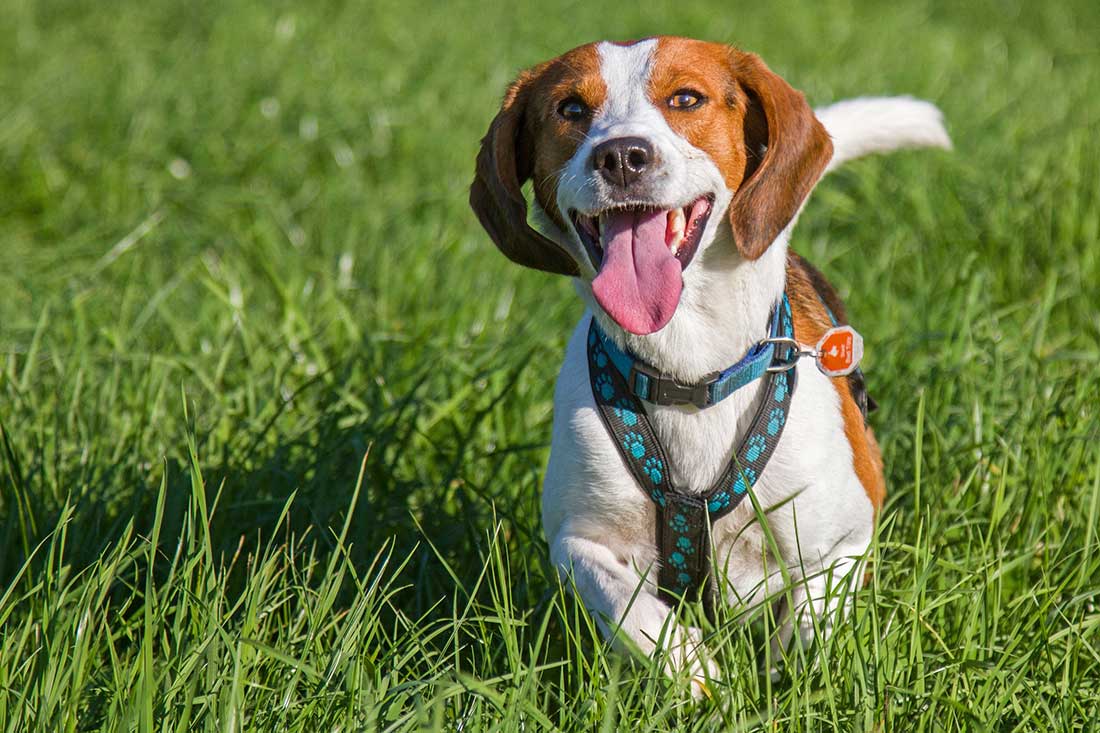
0 347 556 625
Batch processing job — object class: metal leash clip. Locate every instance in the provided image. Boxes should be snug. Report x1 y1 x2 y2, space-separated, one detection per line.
763 337 816 373
763 326 864 377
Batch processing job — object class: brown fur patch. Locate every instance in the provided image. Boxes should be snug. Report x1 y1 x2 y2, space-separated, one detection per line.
525 44 605 230
725 53 833 261
469 43 604 276
650 39 833 261
786 253 886 514
649 38 750 193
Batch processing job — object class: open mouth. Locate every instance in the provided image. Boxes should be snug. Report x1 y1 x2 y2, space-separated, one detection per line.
570 195 714 272
566 195 714 335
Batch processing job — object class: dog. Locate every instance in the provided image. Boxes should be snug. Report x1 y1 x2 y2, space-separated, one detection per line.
469 37 950 691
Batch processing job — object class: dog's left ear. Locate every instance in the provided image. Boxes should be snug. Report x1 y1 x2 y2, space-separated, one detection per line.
470 68 579 276
727 51 833 260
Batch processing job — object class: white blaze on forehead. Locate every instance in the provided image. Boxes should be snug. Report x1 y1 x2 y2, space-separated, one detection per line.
595 40 658 126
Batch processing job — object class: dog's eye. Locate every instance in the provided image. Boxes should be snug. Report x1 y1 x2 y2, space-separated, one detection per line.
668 90 705 110
557 97 591 121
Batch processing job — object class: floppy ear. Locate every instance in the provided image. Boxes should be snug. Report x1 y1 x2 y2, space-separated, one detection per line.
728 52 833 260
469 69 579 276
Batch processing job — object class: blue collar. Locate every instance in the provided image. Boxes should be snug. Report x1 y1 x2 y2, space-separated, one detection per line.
591 295 794 409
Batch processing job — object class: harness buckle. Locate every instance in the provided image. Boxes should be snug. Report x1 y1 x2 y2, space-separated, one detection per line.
629 362 716 409
763 337 813 373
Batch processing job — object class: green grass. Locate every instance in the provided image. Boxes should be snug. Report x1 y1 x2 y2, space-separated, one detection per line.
2 0 1099 729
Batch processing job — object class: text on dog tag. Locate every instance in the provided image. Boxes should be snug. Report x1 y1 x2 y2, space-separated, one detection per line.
815 326 863 377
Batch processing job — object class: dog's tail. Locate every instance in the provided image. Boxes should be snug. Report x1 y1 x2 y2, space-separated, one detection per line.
815 96 952 174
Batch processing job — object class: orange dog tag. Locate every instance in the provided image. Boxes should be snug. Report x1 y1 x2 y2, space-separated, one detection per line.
815 326 863 377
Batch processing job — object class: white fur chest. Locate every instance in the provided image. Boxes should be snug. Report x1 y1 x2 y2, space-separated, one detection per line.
541 308 873 602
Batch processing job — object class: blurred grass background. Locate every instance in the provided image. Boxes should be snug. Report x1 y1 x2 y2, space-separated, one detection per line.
1 0 1098 729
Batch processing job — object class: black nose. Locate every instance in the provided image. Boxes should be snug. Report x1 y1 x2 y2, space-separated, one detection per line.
592 137 654 187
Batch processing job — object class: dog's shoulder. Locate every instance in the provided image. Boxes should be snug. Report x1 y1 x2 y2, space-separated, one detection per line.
786 251 877 416
785 250 886 511
786 250 849 326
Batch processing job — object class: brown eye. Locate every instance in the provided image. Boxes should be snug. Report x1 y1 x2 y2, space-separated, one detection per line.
557 97 590 120
668 90 704 110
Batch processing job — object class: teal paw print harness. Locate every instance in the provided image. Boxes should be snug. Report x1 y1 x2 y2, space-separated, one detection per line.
586 295 797 612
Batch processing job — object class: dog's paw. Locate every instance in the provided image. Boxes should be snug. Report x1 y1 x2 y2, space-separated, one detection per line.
665 626 720 699
691 675 714 701
689 660 720 701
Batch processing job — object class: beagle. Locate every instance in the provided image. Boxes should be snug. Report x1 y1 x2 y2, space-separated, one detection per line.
470 37 949 689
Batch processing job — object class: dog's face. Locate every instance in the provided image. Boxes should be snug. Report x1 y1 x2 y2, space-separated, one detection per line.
471 37 832 335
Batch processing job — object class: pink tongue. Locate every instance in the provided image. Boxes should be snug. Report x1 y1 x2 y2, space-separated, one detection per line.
591 209 682 335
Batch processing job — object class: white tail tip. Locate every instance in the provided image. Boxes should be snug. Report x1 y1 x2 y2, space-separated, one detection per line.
816 96 952 174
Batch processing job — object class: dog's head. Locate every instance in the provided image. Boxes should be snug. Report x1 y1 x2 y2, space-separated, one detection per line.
470 37 832 336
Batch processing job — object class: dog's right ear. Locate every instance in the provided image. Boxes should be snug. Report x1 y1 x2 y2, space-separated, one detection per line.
726 51 833 261
470 69 579 276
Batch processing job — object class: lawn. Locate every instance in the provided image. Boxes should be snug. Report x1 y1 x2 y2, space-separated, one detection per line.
1 0 1098 729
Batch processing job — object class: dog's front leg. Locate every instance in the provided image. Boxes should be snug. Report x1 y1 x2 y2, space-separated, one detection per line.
550 532 718 692
774 551 867 655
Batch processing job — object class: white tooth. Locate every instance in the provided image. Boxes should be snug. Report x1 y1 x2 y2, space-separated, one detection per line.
668 208 686 252
670 208 686 235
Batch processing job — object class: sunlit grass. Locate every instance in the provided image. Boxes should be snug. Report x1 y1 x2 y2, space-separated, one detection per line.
1 0 1098 729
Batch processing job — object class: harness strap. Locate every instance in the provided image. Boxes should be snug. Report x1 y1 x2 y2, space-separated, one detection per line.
587 295 798 611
